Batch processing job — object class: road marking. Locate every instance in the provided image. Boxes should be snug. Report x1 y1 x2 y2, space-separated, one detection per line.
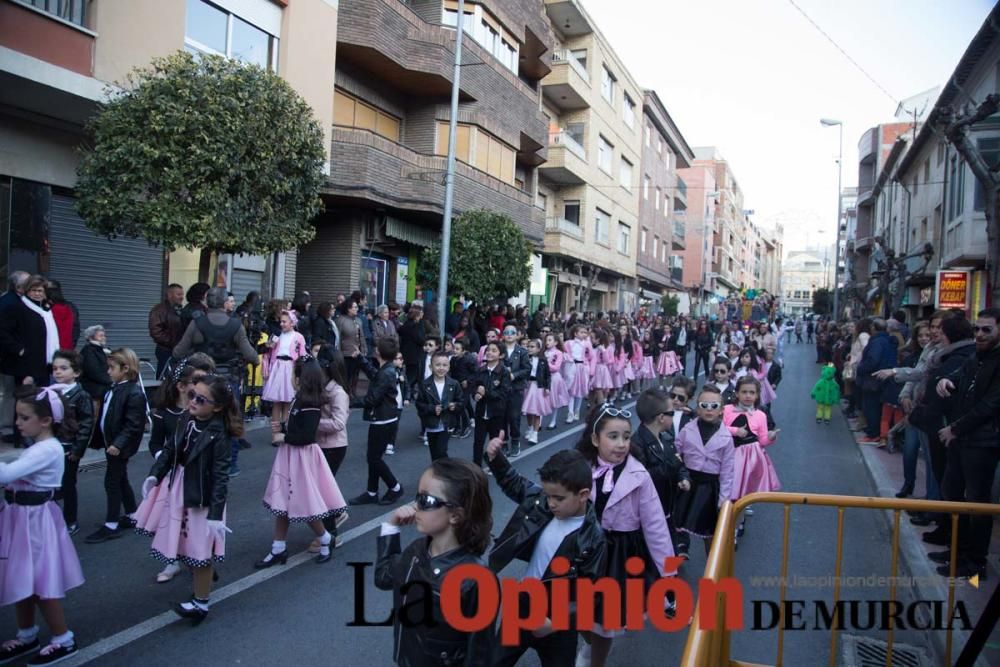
59 409 623 665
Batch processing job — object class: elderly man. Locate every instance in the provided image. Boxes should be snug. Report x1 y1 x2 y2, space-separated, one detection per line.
148 283 185 379
0 271 30 443
856 318 898 444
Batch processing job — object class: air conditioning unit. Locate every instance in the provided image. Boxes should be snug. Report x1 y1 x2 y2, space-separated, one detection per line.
364 217 387 244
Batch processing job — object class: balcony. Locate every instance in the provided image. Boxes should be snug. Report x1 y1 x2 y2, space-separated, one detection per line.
538 130 588 185
0 0 94 77
858 127 878 165
672 219 686 250
941 213 989 267
673 176 687 210
545 217 585 240
544 0 593 38
542 51 590 111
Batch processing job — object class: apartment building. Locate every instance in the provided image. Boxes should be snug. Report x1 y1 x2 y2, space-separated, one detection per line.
635 90 695 311
0 0 337 359
675 161 717 313
294 0 552 309
535 0 643 313
760 224 784 298
781 251 828 317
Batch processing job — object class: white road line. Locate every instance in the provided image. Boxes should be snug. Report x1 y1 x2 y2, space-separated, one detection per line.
60 411 618 665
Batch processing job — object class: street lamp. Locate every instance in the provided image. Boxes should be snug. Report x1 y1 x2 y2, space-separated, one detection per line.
820 118 843 321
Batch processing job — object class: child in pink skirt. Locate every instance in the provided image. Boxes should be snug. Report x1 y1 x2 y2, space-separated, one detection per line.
590 330 615 405
562 325 593 423
543 333 570 429
0 386 84 664
657 328 682 381
262 311 307 442
135 375 240 624
256 357 347 568
520 339 552 445
638 329 657 389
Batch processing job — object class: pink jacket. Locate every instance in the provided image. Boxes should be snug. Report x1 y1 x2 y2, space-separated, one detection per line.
545 348 564 373
262 331 307 375
317 381 350 449
675 420 736 506
722 405 772 446
631 341 644 368
591 455 676 576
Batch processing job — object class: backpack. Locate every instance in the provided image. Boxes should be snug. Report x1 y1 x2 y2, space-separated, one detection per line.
193 315 242 372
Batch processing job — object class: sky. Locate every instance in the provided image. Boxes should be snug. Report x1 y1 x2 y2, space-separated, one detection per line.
581 0 996 258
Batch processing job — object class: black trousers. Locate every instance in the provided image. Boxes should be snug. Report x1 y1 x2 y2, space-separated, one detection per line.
669 515 690 554
366 422 399 493
104 454 137 523
60 450 80 525
941 444 1000 566
693 349 711 379
505 389 525 445
427 430 450 461
154 346 172 379
322 447 348 533
472 415 504 466
405 363 420 396
492 593 579 667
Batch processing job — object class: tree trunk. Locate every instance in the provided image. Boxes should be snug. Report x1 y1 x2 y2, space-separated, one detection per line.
198 248 214 285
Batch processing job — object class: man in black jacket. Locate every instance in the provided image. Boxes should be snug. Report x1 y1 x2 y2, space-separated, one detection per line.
0 270 29 444
501 325 530 457
932 308 1000 578
350 338 405 506
399 306 428 393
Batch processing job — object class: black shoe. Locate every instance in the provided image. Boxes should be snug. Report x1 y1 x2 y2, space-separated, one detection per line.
84 525 123 543
895 484 914 498
509 443 521 458
26 641 77 665
253 549 288 569
816 418 822 424
348 492 379 506
824 419 831 425
909 513 934 526
379 486 405 506
66 523 79 536
118 516 137 531
922 528 951 546
937 560 987 579
927 550 952 564
172 601 209 626
238 438 252 450
0 638 40 664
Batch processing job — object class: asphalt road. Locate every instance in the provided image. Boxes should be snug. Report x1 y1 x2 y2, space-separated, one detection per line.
2 342 949 666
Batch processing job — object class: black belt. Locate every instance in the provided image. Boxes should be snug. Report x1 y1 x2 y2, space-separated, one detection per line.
276 355 293 361
4 490 54 506
574 360 584 364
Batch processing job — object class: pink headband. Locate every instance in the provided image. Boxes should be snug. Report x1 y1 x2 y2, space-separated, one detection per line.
35 385 69 423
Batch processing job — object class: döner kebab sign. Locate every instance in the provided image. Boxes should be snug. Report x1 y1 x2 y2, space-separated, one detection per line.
935 270 970 310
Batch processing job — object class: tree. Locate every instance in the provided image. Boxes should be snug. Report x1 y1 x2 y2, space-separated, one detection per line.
812 287 833 316
418 209 532 305
937 94 1000 308
75 52 325 271
661 294 680 316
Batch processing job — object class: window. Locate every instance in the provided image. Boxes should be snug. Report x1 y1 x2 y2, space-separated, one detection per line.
644 124 651 147
185 0 279 71
949 156 965 220
662 240 668 262
335 90 401 141
595 208 610 244
643 175 650 200
601 65 616 105
641 228 647 253
537 191 548 212
570 49 588 70
434 121 515 186
619 157 633 188
598 135 613 173
623 93 636 128
937 142 945 166
443 2 519 73
618 223 631 255
656 136 662 155
655 187 661 210
564 201 581 225
974 138 1000 210
652 235 659 259
663 192 670 217
923 159 930 184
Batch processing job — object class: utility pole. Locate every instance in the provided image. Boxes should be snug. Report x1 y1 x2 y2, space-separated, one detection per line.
821 119 844 321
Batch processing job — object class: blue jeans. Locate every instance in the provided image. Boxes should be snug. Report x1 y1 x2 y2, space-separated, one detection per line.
861 387 881 438
917 430 941 500
901 425 921 489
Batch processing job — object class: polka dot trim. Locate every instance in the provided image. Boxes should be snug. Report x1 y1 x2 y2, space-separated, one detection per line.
262 501 348 524
149 548 223 569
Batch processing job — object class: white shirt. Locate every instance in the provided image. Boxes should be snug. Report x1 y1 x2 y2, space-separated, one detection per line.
0 437 64 489
423 355 433 379
426 378 447 432
529 357 539 379
677 328 687 346
524 515 585 580
276 331 295 356
569 340 585 361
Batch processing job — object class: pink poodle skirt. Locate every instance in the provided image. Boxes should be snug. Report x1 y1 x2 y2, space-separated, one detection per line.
135 467 226 567
521 382 553 417
657 351 681 376
547 371 571 409
262 358 296 403
0 498 84 604
591 364 614 391
564 361 590 398
623 362 636 382
263 442 348 523
759 378 777 406
639 357 656 380
732 442 781 499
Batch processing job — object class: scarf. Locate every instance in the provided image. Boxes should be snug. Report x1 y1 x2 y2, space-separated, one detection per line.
22 296 59 364
593 456 617 494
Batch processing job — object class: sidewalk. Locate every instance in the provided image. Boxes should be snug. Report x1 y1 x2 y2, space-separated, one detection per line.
847 411 998 667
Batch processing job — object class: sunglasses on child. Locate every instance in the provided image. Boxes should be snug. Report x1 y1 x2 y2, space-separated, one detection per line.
698 401 722 410
187 390 217 406
669 392 687 402
414 492 457 511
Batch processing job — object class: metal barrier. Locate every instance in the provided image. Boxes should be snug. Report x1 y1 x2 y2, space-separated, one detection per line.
680 492 1000 666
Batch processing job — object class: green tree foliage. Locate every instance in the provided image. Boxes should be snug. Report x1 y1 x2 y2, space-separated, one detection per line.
661 294 680 316
75 52 325 254
812 287 833 315
418 209 532 304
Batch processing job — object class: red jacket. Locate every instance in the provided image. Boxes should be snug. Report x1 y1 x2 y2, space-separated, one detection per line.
51 302 76 349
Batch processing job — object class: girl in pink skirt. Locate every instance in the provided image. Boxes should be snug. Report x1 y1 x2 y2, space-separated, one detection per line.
256 357 347 569
135 375 239 625
638 329 657 388
262 312 307 443
520 339 552 444
543 333 570 429
656 329 682 380
611 330 627 398
590 330 615 405
562 325 592 423
0 386 84 665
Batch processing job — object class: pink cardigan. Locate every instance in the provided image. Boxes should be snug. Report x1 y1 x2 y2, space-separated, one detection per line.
674 420 736 506
262 331 307 375
591 454 676 576
545 347 564 373
316 381 350 449
722 405 772 446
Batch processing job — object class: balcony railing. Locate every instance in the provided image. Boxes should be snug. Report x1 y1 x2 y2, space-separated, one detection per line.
676 176 687 198
551 50 589 81
545 217 585 240
549 130 586 160
673 219 686 238
19 0 86 27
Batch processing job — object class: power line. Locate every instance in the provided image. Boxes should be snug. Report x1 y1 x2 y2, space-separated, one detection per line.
786 0 900 106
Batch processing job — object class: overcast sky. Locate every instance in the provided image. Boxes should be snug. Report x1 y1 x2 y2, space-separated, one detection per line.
581 0 995 257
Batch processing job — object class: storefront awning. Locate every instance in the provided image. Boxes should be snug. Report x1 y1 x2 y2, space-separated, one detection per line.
386 216 439 248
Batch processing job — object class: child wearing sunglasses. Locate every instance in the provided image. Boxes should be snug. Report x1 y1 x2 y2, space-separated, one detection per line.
574 403 676 667
375 458 495 666
484 441 606 666
671 387 735 556
135 375 238 625
707 357 737 406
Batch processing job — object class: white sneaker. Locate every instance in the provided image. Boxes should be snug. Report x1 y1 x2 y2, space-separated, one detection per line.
575 641 592 667
527 429 538 444
421 436 428 447
385 444 395 455
566 413 574 424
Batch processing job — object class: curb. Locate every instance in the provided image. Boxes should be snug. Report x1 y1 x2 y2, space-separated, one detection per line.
849 417 987 667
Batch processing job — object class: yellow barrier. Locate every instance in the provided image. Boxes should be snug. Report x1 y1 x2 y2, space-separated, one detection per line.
679 492 1000 667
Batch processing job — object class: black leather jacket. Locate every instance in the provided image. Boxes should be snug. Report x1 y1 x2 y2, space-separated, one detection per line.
363 362 400 422
80 342 112 401
62 383 94 457
375 533 494 666
148 414 230 520
95 380 147 457
944 344 1000 447
415 376 465 431
487 452 606 585
630 424 690 516
473 363 510 420
501 345 530 391
526 355 551 390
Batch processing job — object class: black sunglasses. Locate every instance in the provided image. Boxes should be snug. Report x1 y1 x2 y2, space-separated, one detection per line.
669 392 687 401
414 492 456 511
973 325 995 334
187 390 217 406
714 368 729 374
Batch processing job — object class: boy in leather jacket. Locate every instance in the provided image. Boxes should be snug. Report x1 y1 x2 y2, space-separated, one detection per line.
485 443 607 667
